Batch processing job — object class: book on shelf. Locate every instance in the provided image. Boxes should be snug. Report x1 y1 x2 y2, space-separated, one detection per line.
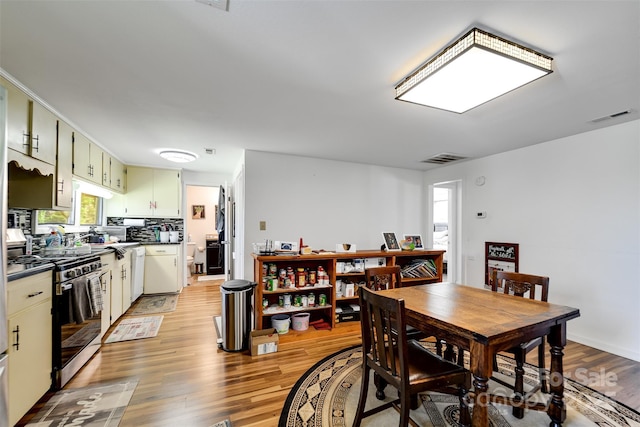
400 259 437 278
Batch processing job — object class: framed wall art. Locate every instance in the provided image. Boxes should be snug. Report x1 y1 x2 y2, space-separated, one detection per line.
192 205 205 219
485 242 519 287
382 232 401 251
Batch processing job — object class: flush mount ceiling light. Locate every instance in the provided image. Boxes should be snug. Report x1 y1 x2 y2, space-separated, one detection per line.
395 28 553 113
159 150 198 163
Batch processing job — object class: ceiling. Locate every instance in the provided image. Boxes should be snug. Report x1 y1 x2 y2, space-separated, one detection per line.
1 1 638 176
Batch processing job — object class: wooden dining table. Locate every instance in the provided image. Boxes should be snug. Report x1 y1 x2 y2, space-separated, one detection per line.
379 282 580 427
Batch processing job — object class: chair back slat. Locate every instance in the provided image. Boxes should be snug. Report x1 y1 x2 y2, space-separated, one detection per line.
365 266 402 291
491 270 549 302
359 286 409 382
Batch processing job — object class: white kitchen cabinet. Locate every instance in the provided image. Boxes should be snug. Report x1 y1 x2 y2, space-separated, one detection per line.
99 253 113 336
109 156 126 193
144 245 181 294
124 167 181 218
73 131 104 184
111 249 132 321
7 271 52 426
55 120 74 208
1 76 57 166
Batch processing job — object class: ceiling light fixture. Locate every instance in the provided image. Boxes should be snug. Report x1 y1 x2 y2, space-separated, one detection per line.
395 28 553 113
159 150 198 163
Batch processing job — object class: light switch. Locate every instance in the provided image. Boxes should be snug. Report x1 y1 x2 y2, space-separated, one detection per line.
259 221 266 231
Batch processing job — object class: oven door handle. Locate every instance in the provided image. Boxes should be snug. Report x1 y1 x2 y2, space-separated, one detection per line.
62 283 73 291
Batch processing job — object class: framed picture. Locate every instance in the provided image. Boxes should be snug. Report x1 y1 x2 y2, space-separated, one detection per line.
382 232 401 251
403 234 424 250
485 242 519 287
192 205 205 219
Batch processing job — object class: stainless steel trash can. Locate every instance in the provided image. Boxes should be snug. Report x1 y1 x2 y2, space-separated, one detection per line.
220 279 257 352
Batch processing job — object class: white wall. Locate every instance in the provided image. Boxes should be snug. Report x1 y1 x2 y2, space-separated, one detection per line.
423 120 640 361
243 151 426 279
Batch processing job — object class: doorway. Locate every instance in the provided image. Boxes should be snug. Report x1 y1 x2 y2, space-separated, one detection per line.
430 181 461 283
184 185 223 283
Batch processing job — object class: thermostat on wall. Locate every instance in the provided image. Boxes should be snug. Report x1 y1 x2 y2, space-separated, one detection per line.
476 211 487 218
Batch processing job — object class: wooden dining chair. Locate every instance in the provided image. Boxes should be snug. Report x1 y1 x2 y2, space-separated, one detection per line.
364 265 403 291
491 270 550 418
354 286 471 427
364 266 426 340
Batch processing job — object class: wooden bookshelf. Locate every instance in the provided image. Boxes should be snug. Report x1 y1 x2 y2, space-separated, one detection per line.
252 249 445 338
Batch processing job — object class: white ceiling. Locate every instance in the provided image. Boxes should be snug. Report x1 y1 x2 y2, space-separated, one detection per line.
1 1 638 175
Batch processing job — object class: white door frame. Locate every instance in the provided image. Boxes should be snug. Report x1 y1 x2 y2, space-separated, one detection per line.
428 180 462 284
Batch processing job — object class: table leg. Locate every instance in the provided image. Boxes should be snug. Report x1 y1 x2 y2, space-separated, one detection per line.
547 324 567 427
470 341 491 427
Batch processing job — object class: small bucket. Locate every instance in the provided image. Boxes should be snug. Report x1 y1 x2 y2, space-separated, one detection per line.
169 231 179 243
291 313 310 331
271 314 291 334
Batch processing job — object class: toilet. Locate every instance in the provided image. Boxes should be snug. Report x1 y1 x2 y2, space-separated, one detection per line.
187 242 196 276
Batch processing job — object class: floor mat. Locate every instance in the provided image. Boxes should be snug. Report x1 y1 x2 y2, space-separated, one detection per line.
26 380 138 427
105 316 163 343
130 294 178 315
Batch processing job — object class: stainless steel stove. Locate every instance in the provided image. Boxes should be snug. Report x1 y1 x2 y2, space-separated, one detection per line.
52 254 105 390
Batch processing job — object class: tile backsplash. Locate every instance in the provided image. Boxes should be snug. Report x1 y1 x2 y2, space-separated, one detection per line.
6 208 184 243
107 217 184 242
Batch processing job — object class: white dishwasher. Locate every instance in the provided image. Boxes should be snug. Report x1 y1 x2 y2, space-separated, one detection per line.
131 246 146 302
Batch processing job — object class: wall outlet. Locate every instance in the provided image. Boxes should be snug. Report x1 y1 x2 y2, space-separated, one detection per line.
259 221 266 231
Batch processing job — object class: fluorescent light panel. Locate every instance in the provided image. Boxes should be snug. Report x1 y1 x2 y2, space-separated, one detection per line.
395 28 553 113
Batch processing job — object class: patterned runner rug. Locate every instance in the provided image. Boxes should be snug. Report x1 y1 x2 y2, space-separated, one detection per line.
279 345 640 426
130 294 178 315
105 316 163 343
26 381 137 427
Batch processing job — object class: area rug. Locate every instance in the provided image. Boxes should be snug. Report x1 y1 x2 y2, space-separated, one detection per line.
105 316 163 343
198 274 225 281
26 380 138 426
279 345 640 427
210 420 232 427
129 293 178 315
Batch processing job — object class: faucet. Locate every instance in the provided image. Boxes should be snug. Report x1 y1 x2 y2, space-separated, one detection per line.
66 227 100 247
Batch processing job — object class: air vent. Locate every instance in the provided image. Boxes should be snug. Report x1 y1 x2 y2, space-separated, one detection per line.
590 110 631 123
422 153 467 165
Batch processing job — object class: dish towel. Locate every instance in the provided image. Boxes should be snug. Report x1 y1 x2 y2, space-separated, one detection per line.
107 245 127 260
70 276 94 323
88 273 103 314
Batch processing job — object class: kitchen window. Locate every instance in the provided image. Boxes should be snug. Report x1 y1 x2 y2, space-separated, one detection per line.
35 180 109 233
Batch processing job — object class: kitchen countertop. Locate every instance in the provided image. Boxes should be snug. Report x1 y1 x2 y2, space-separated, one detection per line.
7 262 55 282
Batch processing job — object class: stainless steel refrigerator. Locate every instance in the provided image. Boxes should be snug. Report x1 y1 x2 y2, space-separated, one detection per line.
0 83 10 427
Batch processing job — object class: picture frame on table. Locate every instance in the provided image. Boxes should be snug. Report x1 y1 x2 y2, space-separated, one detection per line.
403 234 424 249
382 232 401 251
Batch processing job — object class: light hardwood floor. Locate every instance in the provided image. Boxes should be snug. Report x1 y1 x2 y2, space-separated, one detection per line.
18 278 640 426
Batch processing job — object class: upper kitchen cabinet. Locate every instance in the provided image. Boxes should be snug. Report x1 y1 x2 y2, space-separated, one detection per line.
124 166 181 218
54 120 74 208
101 153 125 193
72 131 103 184
2 76 57 170
108 156 126 192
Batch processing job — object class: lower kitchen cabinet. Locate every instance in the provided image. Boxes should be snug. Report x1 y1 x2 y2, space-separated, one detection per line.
100 253 113 335
111 249 132 321
144 244 181 294
7 271 53 426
